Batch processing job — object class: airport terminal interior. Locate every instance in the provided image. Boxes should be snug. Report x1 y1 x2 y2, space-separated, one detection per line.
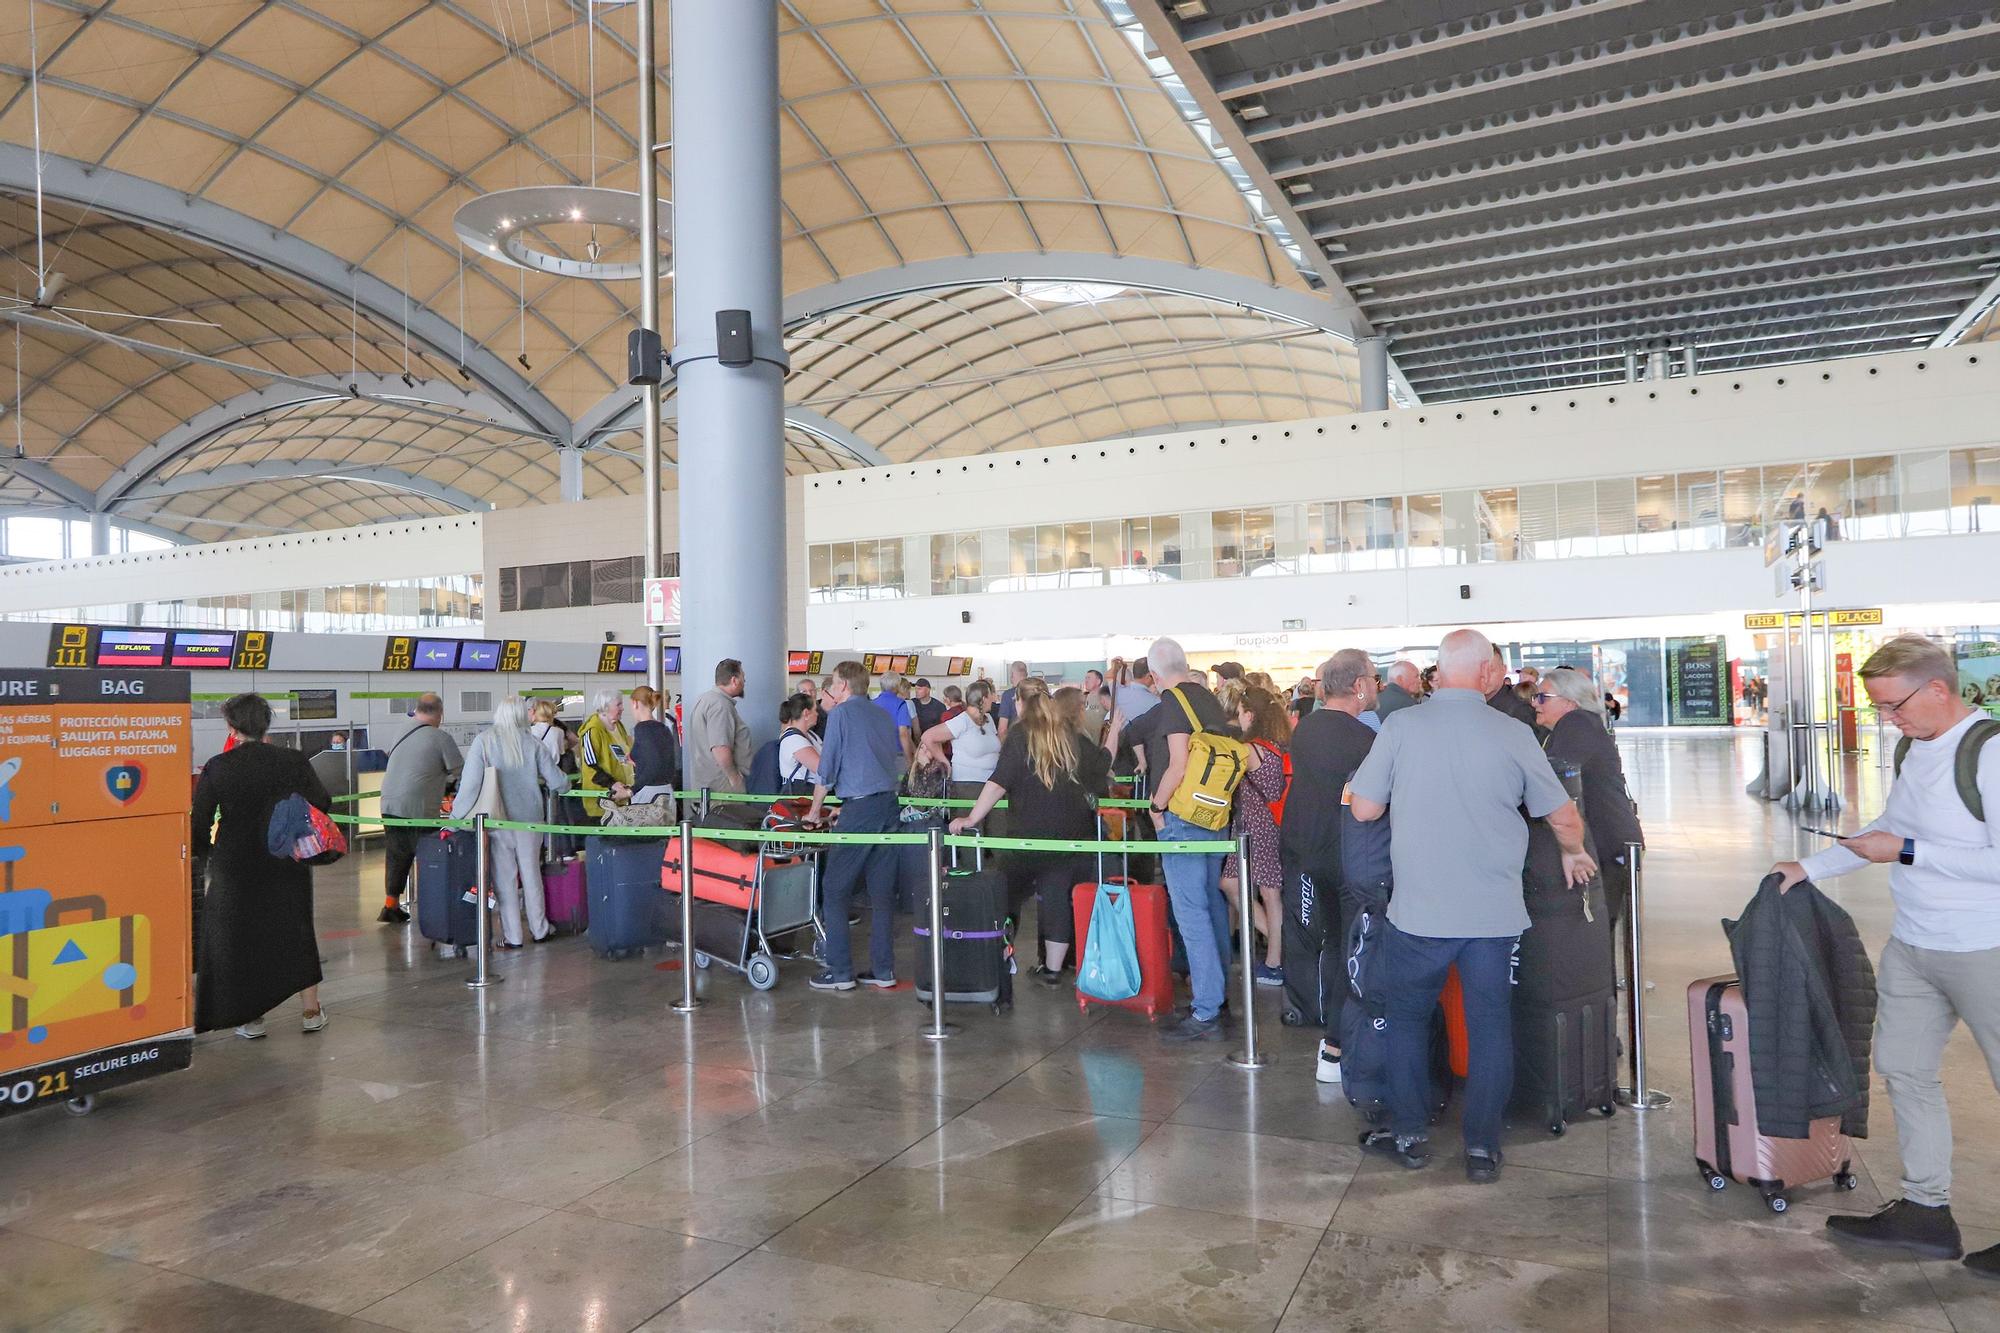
5 1 2000 1330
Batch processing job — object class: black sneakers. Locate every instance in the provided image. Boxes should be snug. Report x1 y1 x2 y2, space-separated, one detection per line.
1359 1129 1431 1170
377 904 410 924
1825 1199 1963 1260
1465 1149 1503 1184
1964 1242 1999 1280
1161 1013 1226 1042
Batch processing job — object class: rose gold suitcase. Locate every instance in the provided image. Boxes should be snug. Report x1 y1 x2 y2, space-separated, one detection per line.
1688 975 1859 1213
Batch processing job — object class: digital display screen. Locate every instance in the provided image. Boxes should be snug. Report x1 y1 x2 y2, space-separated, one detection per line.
617 645 651 673
497 639 525 672
412 639 461 670
456 640 501 671
787 650 812 674
661 646 681 675
48 623 93 669
382 636 415 671
95 629 169 668
232 629 271 670
947 656 972 676
169 630 236 669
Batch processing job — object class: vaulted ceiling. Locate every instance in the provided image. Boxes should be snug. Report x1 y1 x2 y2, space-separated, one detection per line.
0 0 1369 541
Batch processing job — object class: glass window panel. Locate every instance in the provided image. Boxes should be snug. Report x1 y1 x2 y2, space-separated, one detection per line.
1555 480 1595 558
1346 498 1401 571
1478 487 1519 562
1270 504 1306 574
1846 456 1899 539
1594 476 1638 557
1721 468 1764 549
1517 483 1558 560
1439 490 1480 564
1901 451 1951 536
1676 471 1722 551
1008 526 1034 577
1951 446 2000 534
6 517 63 560
954 534 981 592
1035 524 1062 578
1118 517 1147 568
1153 514 1183 578
856 538 881 588
831 541 857 590
1800 460 1849 536
1406 494 1447 565
66 520 91 557
1065 521 1094 570
1241 507 1276 573
1632 475 1674 554
929 535 950 595
879 538 903 593
1211 509 1243 578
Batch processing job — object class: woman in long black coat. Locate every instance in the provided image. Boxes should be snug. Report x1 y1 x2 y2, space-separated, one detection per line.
1533 668 1646 927
192 693 331 1039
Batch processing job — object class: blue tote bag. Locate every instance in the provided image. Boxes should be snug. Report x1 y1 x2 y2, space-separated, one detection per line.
1078 882 1142 1002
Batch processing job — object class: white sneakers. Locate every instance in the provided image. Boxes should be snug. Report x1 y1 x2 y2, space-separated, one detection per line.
236 1012 326 1039
1316 1042 1343 1084
302 1010 329 1033
234 1021 267 1040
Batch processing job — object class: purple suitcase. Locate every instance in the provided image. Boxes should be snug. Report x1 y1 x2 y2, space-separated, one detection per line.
544 858 587 933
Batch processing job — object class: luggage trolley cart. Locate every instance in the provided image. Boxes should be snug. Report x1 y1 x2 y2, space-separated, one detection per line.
660 828 820 991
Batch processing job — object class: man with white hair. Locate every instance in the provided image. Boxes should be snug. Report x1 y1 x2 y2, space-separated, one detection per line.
1376 661 1423 720
1349 627 1595 1181
1145 635 1262 1041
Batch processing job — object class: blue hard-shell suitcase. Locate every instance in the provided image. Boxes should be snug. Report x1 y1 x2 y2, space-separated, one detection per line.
585 834 671 959
416 831 481 952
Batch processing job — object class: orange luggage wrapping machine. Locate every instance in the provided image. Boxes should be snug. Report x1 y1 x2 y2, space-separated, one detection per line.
0 669 194 1118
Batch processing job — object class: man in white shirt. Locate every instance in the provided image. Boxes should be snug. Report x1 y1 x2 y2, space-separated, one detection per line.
1774 634 2000 1276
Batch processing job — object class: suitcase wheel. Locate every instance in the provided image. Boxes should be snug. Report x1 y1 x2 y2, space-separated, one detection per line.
1834 1171 1859 1192
1548 1122 1565 1137
1706 1173 1729 1192
746 953 778 992
63 1095 96 1117
1763 1189 1789 1214
1598 1102 1616 1118
693 951 712 970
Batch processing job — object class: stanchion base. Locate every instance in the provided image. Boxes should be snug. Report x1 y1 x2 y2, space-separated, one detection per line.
465 974 504 990
919 1022 960 1042
669 998 703 1014
1615 1088 1673 1111
1226 1050 1272 1070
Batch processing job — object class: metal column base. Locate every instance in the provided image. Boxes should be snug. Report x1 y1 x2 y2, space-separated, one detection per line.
465 973 503 990
1226 1049 1272 1070
1615 1088 1673 1111
919 1019 960 1041
670 995 703 1014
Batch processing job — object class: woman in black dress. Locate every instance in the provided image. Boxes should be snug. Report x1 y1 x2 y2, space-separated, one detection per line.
192 693 333 1039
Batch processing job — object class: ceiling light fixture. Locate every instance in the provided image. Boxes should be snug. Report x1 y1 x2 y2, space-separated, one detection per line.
1172 0 1210 18
455 186 670 280
1238 102 1269 120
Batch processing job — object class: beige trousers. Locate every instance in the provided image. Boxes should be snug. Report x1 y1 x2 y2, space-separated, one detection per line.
1873 936 2000 1206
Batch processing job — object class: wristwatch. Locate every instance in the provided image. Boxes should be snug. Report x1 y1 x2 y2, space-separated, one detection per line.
1899 837 1916 866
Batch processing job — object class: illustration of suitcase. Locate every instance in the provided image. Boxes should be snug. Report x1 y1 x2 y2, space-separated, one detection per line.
1689 974 1858 1213
1071 877 1175 1020
3 890 151 1034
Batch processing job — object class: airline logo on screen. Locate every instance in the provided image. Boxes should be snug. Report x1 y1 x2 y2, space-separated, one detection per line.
417 642 457 668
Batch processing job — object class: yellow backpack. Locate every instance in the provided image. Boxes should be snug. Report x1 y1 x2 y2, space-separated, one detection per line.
1163 686 1250 830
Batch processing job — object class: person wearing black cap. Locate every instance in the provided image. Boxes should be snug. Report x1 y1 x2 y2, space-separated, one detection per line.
911 677 946 738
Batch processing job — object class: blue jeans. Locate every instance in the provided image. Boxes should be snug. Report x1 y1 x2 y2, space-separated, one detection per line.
819 792 898 981
1382 926 1517 1155
1161 811 1230 1022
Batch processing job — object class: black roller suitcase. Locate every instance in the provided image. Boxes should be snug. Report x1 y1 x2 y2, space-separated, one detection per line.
585 834 671 959
913 859 1011 1012
1511 759 1619 1134
416 831 480 956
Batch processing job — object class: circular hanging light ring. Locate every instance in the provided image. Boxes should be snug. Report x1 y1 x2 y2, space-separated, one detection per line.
453 186 670 281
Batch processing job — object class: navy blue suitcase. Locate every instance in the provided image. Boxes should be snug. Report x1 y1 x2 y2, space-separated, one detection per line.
416 831 480 954
585 834 671 959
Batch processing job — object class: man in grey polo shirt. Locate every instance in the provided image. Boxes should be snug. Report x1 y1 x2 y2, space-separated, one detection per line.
1349 628 1595 1182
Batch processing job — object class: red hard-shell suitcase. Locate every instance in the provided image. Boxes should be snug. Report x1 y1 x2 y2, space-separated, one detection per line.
1689 974 1858 1213
1440 964 1471 1080
1071 877 1175 1020
543 858 587 933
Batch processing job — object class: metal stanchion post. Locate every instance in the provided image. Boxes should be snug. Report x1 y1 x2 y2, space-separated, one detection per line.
1227 834 1270 1070
921 825 957 1041
670 820 702 1014
466 813 502 989
1614 842 1670 1111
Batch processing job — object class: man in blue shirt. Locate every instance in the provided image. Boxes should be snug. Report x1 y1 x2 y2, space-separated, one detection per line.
874 671 915 772
807 660 907 989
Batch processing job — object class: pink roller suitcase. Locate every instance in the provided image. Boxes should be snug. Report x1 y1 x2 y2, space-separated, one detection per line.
1688 974 1859 1213
543 858 588 934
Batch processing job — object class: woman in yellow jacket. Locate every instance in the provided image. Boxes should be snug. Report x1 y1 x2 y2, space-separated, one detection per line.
576 688 634 818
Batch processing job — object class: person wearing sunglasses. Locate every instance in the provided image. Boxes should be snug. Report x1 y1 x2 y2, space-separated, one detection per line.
1532 667 1646 928
1773 635 2000 1278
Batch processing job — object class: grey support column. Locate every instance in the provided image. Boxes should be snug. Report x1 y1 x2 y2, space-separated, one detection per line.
1357 335 1389 413
87 511 111 557
559 448 585 503
637 0 666 697
670 0 789 742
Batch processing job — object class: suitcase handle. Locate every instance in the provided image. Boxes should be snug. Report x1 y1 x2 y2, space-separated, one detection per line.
46 895 107 925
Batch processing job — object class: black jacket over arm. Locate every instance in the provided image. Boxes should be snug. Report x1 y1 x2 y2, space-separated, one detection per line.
1725 875 1877 1140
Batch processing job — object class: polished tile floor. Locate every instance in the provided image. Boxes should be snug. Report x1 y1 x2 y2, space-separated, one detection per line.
4 734 1996 1332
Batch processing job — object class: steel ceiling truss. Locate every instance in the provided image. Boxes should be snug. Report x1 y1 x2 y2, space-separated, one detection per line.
1131 0 2000 398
